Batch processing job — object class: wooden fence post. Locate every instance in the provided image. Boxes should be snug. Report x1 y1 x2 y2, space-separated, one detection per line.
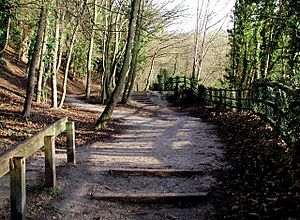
219 89 223 105
247 90 251 111
168 77 174 90
66 122 76 164
224 90 227 107
175 76 180 89
274 88 282 131
237 89 242 111
198 85 206 103
209 88 212 103
10 157 26 220
44 136 56 188
183 76 187 89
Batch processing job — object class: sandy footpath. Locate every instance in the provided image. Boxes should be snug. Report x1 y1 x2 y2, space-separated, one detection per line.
0 92 226 219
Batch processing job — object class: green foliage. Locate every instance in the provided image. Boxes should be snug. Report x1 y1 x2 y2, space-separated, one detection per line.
0 0 12 20
48 187 62 197
226 0 300 89
73 38 89 77
0 0 12 48
7 19 22 51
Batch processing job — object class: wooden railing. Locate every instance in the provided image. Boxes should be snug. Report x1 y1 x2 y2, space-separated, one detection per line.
151 76 199 94
203 82 298 145
0 117 76 219
154 77 299 146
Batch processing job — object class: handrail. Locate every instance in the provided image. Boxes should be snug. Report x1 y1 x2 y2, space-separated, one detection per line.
0 117 76 219
0 117 71 178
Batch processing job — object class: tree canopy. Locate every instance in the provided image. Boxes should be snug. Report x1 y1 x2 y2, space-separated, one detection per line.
225 0 300 89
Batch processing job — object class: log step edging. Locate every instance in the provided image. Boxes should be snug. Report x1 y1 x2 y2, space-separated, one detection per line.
107 169 204 177
90 192 208 203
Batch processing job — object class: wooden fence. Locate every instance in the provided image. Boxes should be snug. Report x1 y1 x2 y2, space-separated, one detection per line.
0 117 75 219
157 77 299 146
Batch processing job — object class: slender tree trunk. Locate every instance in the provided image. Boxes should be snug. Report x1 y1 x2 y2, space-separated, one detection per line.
55 12 65 74
145 53 156 91
18 29 30 63
121 0 144 104
23 0 48 117
58 25 78 108
104 5 114 101
192 0 203 78
172 53 178 76
51 0 61 108
0 17 11 55
100 0 110 103
108 11 122 93
36 19 49 103
121 47 139 104
58 0 86 107
263 25 274 77
196 0 210 81
86 0 97 99
95 0 141 128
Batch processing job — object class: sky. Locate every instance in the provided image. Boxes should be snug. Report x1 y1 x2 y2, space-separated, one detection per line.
157 0 236 33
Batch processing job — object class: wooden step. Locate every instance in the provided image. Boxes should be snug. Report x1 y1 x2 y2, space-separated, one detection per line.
133 100 152 103
107 169 204 177
90 192 208 203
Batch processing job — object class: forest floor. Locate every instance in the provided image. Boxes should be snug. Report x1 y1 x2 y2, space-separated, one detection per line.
0 48 299 219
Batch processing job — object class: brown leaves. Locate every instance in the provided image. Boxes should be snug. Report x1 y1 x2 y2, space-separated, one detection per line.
208 111 300 219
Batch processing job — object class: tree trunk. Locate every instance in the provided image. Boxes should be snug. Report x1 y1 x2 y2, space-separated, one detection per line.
121 0 144 104
58 25 78 108
23 0 48 117
192 0 202 79
85 0 97 99
95 0 141 128
172 53 178 76
145 53 156 91
196 0 210 81
104 10 114 101
0 17 11 55
18 29 30 63
100 0 111 103
107 11 122 97
51 1 61 108
36 18 49 103
55 12 65 74
121 49 139 104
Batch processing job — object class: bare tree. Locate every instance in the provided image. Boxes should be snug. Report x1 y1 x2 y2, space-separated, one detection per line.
51 0 62 108
95 0 141 128
192 0 230 81
58 0 87 108
85 0 98 99
36 18 49 103
121 0 145 103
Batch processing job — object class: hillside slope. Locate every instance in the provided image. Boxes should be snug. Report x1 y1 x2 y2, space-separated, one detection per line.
0 47 107 154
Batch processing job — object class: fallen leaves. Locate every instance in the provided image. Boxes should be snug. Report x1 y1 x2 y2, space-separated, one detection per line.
207 111 300 219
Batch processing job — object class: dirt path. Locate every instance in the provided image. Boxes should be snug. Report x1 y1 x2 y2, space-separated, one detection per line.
0 92 226 219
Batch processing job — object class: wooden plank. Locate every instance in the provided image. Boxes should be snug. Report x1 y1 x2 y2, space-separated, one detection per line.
107 169 204 177
0 117 68 178
44 136 56 188
91 192 208 203
0 160 9 179
66 122 76 164
10 157 26 220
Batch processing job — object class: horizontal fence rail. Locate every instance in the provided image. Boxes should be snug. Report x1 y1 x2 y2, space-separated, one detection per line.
0 117 76 219
154 77 299 147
